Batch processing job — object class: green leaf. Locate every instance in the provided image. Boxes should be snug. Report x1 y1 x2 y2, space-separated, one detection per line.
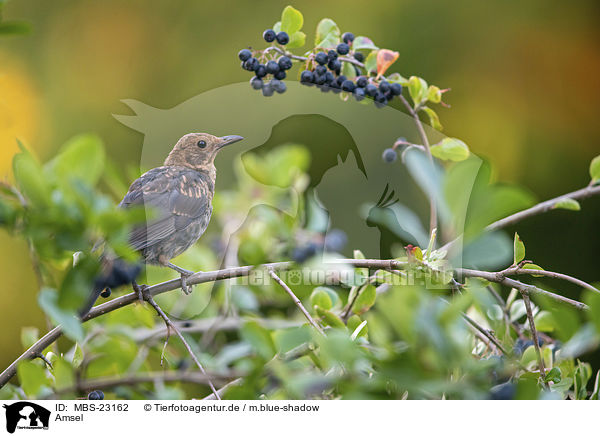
280 6 303 34
590 370 600 400
574 360 592 399
273 326 312 353
364 50 378 73
38 288 84 342
315 18 340 47
430 138 469 161
534 310 556 332
544 367 562 384
241 321 276 360
585 290 600 335
17 361 50 397
310 287 333 310
273 21 282 33
353 284 376 314
53 358 75 390
0 21 32 35
408 76 428 105
286 31 306 49
45 133 105 186
341 61 356 79
72 343 84 368
347 315 368 338
552 198 581 211
422 107 443 131
427 85 442 104
386 72 409 85
352 36 378 50
513 232 525 264
315 307 345 328
13 150 49 207
521 263 545 277
590 155 600 184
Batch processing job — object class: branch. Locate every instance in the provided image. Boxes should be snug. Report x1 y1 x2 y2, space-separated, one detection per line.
45 371 237 399
2 259 407 387
461 313 508 355
503 267 600 295
521 292 548 387
486 184 600 231
139 286 221 399
268 268 325 335
202 378 243 400
457 268 588 311
399 94 438 235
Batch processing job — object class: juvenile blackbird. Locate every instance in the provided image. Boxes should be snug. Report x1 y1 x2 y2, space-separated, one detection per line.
80 133 244 315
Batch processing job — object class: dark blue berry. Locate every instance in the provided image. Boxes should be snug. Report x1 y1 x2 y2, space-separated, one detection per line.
353 52 364 62
315 52 328 65
324 229 348 252
266 60 279 74
88 390 104 400
327 49 338 60
314 73 327 85
390 83 403 95
262 84 274 97
250 77 263 90
382 148 397 163
274 70 286 80
341 80 356 92
292 243 318 263
342 32 355 44
300 70 314 83
238 49 252 62
328 59 341 72
263 29 276 42
336 75 347 85
271 79 286 94
278 56 292 70
325 71 335 83
276 31 289 45
353 87 366 101
319 85 330 93
356 76 368 87
243 57 259 71
379 80 391 93
100 288 111 298
337 43 350 55
255 64 267 78
365 83 377 96
375 92 387 103
315 65 327 75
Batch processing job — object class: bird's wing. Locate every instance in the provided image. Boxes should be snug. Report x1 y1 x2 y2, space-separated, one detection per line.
119 167 212 252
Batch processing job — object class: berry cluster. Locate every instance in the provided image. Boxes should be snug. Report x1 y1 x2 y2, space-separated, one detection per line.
238 30 403 107
238 29 294 96
299 33 402 107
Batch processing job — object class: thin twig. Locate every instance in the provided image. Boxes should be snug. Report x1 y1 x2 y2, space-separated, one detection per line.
139 287 221 400
399 94 437 235
44 371 236 399
268 268 325 335
202 378 243 400
505 267 600 295
461 313 508 355
520 292 548 387
160 325 171 367
457 268 588 311
441 184 600 252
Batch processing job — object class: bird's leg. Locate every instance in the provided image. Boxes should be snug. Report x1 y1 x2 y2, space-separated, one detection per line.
166 262 198 295
132 280 149 303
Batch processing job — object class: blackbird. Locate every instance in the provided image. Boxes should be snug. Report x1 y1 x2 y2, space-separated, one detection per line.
80 132 244 316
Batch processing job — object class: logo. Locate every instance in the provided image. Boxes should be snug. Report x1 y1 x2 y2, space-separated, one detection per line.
2 402 50 433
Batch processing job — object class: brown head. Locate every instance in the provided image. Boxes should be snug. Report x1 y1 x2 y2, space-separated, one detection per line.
163 133 243 171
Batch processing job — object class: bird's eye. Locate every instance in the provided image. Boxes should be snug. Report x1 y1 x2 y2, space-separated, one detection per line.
197 140 207 148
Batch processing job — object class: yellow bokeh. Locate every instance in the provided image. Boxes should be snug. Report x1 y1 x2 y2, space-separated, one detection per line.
0 52 39 175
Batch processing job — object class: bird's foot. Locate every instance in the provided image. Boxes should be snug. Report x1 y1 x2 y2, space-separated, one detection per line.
166 262 198 295
132 281 149 302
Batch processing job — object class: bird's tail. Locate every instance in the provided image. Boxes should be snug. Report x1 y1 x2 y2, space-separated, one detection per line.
78 257 142 318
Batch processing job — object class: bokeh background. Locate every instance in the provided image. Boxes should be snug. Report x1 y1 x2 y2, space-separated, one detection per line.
0 0 599 370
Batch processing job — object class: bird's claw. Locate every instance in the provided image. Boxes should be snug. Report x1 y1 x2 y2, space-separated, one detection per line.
180 272 193 295
132 281 149 302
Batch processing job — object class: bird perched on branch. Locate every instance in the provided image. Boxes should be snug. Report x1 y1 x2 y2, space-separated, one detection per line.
80 133 244 316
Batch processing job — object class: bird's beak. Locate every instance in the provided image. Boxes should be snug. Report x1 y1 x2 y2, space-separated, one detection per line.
219 135 244 148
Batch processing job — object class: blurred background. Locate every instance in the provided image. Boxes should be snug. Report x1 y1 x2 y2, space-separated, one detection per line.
0 0 598 369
